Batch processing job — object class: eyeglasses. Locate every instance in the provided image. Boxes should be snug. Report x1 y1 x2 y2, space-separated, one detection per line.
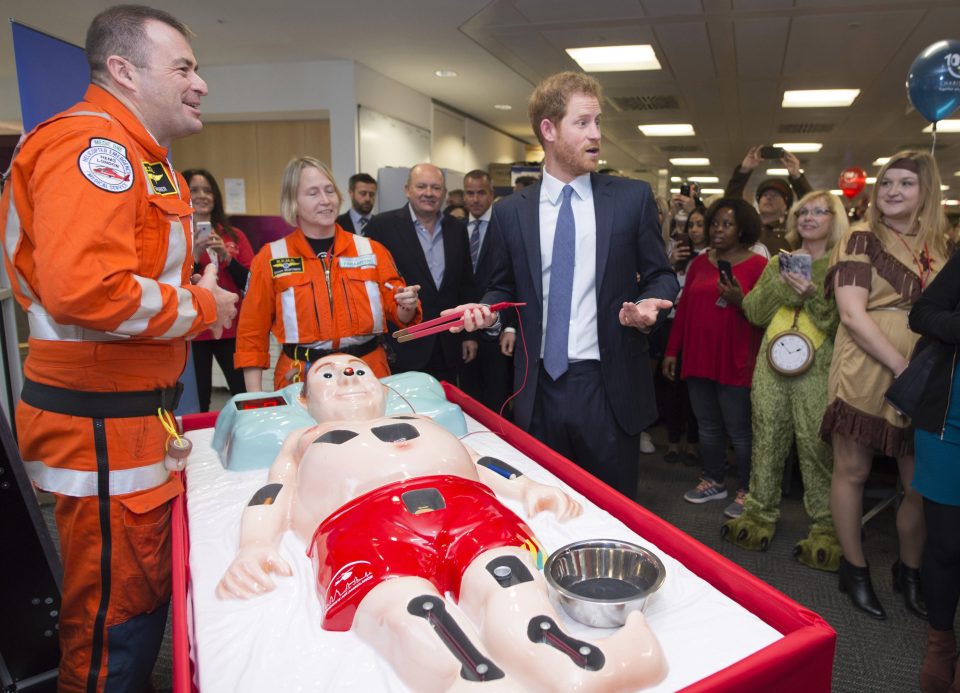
794 207 834 218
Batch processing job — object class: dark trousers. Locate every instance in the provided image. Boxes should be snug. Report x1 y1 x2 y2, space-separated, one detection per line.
685 377 751 488
458 338 513 416
660 356 699 445
530 361 639 498
922 497 960 631
192 338 246 412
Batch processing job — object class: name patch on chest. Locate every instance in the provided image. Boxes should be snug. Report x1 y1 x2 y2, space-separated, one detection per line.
270 257 304 277
338 254 377 269
77 138 133 193
142 161 177 196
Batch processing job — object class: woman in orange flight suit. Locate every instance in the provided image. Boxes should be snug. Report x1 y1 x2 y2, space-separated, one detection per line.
235 157 421 391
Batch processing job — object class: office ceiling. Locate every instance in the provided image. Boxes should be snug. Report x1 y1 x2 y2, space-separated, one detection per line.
4 0 960 195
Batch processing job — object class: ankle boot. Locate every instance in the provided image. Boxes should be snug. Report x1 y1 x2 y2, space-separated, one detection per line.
838 556 886 619
920 626 955 693
892 560 929 619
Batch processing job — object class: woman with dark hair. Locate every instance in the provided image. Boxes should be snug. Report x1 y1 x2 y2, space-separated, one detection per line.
822 150 950 621
909 250 960 692
183 168 254 411
663 198 767 519
657 205 708 465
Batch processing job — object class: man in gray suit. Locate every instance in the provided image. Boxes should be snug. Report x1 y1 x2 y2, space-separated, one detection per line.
456 72 677 497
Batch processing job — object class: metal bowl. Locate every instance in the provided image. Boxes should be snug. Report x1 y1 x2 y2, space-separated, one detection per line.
544 539 666 628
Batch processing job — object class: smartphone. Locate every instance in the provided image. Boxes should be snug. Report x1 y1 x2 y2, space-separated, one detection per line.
760 145 785 159
194 221 212 242
679 181 700 199
717 259 734 284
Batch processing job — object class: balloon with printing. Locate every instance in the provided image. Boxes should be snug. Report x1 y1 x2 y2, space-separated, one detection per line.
906 39 960 123
838 167 867 199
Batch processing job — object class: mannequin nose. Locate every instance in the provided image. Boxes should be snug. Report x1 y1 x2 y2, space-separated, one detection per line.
343 367 355 377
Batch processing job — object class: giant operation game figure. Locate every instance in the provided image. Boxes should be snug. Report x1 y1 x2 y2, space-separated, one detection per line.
217 354 666 691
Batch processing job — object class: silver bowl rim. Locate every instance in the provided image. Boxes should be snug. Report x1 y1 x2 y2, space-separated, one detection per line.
543 538 666 604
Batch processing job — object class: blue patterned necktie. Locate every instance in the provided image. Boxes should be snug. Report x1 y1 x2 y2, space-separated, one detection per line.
544 185 576 380
469 219 481 270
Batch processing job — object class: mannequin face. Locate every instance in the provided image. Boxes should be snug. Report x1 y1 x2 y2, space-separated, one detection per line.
303 355 385 422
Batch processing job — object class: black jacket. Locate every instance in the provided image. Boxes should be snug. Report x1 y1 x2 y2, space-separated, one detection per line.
908 250 960 433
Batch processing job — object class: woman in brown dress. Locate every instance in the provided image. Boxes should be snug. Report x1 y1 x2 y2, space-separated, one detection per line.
821 151 950 620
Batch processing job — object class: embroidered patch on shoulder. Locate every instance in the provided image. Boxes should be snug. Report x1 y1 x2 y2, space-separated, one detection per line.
270 257 305 277
77 139 133 193
142 161 177 195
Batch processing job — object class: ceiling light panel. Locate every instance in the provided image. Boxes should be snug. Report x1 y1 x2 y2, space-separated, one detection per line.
773 142 823 152
566 45 661 72
669 158 710 166
638 123 695 136
782 89 860 108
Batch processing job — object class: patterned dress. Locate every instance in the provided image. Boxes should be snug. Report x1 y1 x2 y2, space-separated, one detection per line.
820 222 945 457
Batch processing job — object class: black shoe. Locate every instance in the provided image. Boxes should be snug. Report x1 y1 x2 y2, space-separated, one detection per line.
891 560 928 619
838 557 886 620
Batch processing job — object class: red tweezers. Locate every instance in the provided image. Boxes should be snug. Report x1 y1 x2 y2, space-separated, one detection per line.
393 302 525 343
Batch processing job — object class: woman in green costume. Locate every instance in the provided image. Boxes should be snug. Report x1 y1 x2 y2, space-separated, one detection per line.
722 191 847 570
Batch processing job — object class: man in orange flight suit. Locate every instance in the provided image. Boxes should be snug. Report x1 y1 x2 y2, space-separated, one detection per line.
0 6 237 691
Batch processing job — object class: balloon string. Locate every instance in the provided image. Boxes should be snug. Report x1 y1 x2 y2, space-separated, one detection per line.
931 121 937 155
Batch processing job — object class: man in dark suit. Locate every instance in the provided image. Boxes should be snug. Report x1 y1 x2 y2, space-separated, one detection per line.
335 172 377 235
366 163 476 383
457 72 678 497
457 169 514 414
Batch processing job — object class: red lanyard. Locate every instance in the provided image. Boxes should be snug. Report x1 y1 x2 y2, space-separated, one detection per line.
891 232 932 291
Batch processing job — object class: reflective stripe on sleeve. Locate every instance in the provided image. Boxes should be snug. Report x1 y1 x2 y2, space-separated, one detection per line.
24 459 169 497
351 237 385 332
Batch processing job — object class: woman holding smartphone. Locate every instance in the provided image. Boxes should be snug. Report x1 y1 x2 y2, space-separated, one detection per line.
821 151 949 620
663 198 767 520
184 168 254 411
724 191 846 569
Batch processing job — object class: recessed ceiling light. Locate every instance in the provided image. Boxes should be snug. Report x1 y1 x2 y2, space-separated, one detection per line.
766 168 803 176
942 185 950 191
923 120 960 133
669 188 680 194
566 45 661 72
873 157 890 166
434 69 458 78
782 89 860 108
494 104 512 110
830 189 844 196
670 176 682 182
669 157 710 166
598 159 607 165
773 142 823 153
638 123 695 137
688 176 719 183
700 188 725 195
866 177 877 184
945 199 959 206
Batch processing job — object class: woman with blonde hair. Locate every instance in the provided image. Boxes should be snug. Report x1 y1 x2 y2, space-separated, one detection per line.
821 150 950 620
723 191 846 567
235 157 421 390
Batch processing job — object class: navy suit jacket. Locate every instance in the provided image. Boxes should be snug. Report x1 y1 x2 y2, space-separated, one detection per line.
482 173 678 433
335 211 357 234
366 205 474 372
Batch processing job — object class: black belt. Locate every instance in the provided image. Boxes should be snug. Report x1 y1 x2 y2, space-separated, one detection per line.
283 336 380 363
21 378 183 419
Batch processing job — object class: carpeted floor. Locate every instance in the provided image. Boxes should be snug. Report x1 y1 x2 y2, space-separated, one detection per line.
40 420 955 692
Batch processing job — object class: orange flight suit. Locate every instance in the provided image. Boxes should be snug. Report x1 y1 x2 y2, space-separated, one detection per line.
1 84 217 692
234 226 420 387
